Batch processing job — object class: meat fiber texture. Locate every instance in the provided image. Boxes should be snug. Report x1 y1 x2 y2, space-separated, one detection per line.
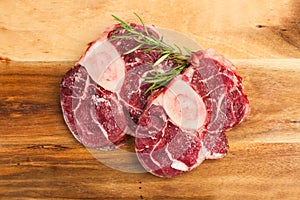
135 49 250 177
60 23 250 178
60 23 178 149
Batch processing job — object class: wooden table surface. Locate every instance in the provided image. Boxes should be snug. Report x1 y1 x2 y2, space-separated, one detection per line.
0 1 299 199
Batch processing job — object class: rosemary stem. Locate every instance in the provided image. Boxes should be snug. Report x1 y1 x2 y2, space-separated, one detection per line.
111 14 192 93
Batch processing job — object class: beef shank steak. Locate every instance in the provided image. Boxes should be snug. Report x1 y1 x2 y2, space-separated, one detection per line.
135 49 249 177
60 23 177 149
60 18 250 177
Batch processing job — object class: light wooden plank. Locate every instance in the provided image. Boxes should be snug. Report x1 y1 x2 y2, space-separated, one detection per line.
0 0 299 62
0 59 299 199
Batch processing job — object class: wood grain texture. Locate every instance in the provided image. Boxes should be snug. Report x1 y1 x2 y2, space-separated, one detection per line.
0 59 299 199
0 0 299 199
0 0 299 61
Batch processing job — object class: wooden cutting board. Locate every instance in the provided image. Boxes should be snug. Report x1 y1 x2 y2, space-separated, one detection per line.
1 59 299 200
0 1 299 199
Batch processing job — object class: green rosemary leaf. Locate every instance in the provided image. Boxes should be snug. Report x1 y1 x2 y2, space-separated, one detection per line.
134 12 149 36
153 53 171 67
132 37 146 45
123 43 144 55
183 46 193 55
144 85 157 94
111 14 132 30
109 35 133 40
174 44 183 54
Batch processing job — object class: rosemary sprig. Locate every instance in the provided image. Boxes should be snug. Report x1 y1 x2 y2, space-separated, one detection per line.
110 13 174 54
110 13 192 93
144 63 186 92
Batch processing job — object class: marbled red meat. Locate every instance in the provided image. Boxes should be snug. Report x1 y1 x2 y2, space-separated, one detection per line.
60 23 177 148
60 19 249 178
135 49 249 177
